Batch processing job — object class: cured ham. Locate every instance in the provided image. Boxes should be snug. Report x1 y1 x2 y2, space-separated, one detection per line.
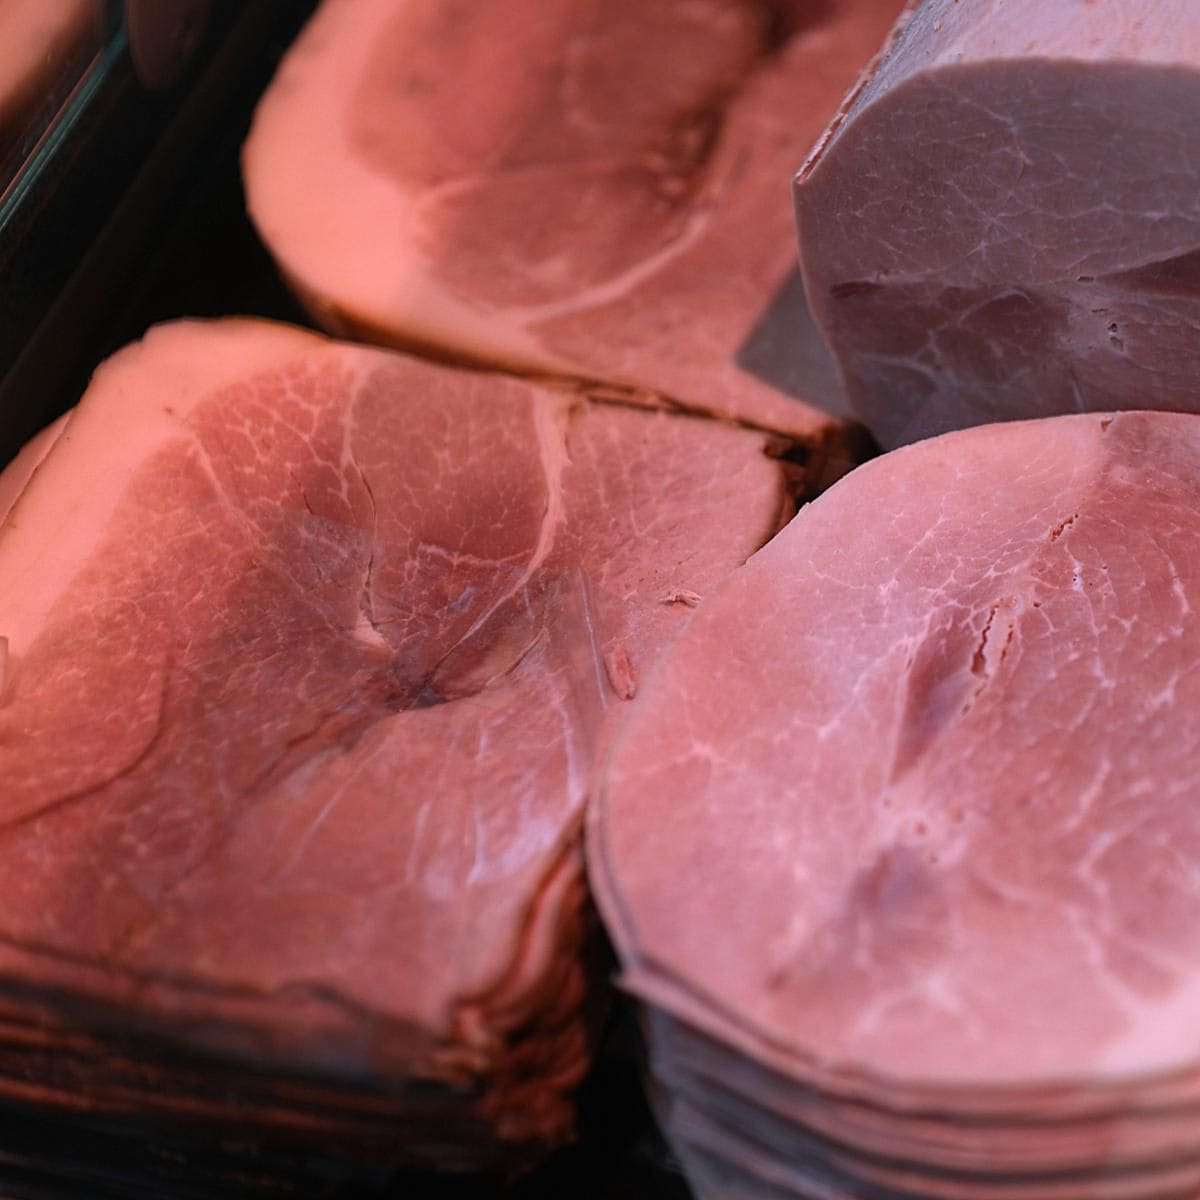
0 318 789 1171
243 0 906 446
590 410 1200 1198
796 0 1200 448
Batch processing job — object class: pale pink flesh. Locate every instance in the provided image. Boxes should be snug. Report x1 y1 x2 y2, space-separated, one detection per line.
796 0 1200 448
0 319 787 1145
589 410 1200 1196
243 0 906 441
593 411 1200 1092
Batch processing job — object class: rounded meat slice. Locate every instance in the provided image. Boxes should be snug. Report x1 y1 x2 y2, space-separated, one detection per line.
796 0 1200 449
592 410 1200 1090
0 317 789 1167
243 0 907 441
591 409 1200 1194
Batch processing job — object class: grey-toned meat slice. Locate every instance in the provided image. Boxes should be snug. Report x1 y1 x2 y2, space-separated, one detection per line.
589 410 1200 1197
243 0 906 446
0 318 789 1168
795 0 1200 449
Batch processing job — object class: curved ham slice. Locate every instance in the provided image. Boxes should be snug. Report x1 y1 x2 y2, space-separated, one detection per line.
591 411 1200 1196
0 318 789 1168
0 411 70 527
796 0 1200 449
242 0 906 444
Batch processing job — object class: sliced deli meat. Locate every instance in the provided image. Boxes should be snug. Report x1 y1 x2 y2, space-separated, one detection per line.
0 318 790 1171
243 0 906 443
590 411 1200 1198
796 0 1200 449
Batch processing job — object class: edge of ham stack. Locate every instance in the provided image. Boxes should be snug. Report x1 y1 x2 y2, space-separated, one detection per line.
242 0 907 452
0 317 791 1173
590 410 1200 1199
796 0 1200 449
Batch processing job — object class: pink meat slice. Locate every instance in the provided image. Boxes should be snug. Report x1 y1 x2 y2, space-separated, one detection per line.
0 318 788 1163
795 0 1200 449
243 0 906 445
591 410 1200 1094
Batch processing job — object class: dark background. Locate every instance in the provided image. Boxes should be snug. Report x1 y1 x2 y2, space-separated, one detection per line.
0 0 317 471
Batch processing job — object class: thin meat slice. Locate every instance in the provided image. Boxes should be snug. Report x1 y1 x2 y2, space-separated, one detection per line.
243 0 906 447
795 0 1200 449
590 411 1200 1197
0 318 789 1170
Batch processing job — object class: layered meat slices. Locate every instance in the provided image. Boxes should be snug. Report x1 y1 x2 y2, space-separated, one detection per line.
591 411 1200 1198
243 0 906 444
796 0 1200 448
0 319 789 1170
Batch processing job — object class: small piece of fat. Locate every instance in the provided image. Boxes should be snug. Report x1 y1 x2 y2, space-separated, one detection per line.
660 589 702 607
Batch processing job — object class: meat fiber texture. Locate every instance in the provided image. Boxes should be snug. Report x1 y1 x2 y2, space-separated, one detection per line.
0 318 789 1170
242 0 906 456
590 411 1200 1198
795 0 1200 450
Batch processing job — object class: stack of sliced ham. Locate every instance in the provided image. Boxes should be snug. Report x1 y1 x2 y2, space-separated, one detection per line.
0 318 790 1174
591 411 1200 1199
796 0 1200 449
242 0 907 446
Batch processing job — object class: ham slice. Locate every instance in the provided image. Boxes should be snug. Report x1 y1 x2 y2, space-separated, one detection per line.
242 0 906 447
796 0 1200 449
0 318 789 1171
590 411 1200 1197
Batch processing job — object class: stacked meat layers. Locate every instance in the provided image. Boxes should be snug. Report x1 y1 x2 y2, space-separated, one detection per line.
0 319 792 1173
591 412 1200 1199
0 0 98 162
